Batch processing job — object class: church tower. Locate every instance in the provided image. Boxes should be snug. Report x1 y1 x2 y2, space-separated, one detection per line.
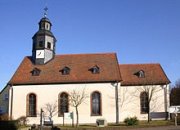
32 7 56 65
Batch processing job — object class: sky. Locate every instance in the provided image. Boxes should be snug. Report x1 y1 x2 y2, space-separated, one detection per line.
0 0 180 91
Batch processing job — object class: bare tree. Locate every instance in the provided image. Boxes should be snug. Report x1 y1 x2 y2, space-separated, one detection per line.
175 79 180 88
43 101 58 122
132 85 162 122
69 88 88 127
119 87 135 108
170 79 180 105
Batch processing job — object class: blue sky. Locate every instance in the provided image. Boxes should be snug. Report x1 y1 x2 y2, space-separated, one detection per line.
0 0 180 90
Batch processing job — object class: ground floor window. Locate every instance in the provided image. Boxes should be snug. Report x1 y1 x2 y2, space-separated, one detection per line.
140 92 149 113
91 91 101 116
59 92 69 116
27 93 37 117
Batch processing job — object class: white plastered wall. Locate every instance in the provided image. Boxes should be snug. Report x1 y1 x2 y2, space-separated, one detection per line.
119 84 170 121
11 83 117 125
9 83 169 124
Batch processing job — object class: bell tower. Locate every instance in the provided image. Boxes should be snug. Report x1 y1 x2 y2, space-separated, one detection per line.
32 7 56 65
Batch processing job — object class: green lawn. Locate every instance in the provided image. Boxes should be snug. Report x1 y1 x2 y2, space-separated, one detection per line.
58 120 174 129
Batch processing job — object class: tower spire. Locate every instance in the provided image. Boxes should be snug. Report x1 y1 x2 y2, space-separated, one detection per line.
32 7 57 65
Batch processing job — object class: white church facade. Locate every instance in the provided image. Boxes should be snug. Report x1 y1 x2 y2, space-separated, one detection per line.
0 14 170 125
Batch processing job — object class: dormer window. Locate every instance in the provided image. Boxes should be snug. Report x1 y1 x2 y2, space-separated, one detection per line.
134 70 145 78
31 68 41 76
139 70 145 78
89 65 100 74
60 67 70 75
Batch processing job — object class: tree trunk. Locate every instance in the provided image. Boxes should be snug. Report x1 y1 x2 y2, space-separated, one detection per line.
148 104 150 123
148 112 150 123
75 106 79 127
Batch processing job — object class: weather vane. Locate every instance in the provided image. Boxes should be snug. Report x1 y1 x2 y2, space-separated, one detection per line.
44 6 48 18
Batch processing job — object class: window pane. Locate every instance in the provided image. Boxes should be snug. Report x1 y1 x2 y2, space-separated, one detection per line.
140 92 148 113
60 93 69 115
29 94 36 116
91 92 101 115
47 42 51 49
39 41 44 48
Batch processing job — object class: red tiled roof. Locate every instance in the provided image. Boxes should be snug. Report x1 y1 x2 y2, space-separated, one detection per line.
119 64 170 86
9 53 121 85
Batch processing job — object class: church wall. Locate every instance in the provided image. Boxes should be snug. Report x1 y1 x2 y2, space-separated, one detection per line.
7 83 169 124
11 83 118 125
0 85 10 115
119 84 170 121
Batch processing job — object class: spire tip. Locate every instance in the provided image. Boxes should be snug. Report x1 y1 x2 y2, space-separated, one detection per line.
44 6 48 18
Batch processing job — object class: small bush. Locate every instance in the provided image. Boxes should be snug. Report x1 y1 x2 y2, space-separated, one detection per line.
124 116 139 126
17 116 28 126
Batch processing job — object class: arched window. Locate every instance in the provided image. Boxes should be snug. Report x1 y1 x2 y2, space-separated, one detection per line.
59 92 69 116
47 42 51 49
140 92 149 114
27 93 37 117
39 41 44 48
91 91 101 116
46 24 49 30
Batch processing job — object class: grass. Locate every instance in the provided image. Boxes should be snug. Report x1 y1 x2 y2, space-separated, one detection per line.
105 120 173 129
138 120 173 126
18 120 175 130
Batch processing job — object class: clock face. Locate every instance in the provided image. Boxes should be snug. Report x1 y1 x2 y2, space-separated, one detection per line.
36 50 44 58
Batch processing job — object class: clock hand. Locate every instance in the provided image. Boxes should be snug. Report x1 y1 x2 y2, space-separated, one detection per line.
38 52 41 56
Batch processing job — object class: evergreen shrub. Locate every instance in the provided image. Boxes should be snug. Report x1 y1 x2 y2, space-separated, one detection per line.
124 116 139 126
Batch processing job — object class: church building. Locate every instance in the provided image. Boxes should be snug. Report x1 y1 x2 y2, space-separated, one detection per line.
0 12 170 125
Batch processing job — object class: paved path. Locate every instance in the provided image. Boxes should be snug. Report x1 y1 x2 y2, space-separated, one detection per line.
127 126 180 130
19 126 180 130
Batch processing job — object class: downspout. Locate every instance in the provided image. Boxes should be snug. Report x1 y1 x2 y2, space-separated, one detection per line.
165 84 167 120
163 83 169 120
8 85 13 120
166 83 170 120
112 82 119 124
115 82 119 124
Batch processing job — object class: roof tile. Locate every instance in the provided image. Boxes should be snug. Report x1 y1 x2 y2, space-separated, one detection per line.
119 64 170 86
9 53 121 85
